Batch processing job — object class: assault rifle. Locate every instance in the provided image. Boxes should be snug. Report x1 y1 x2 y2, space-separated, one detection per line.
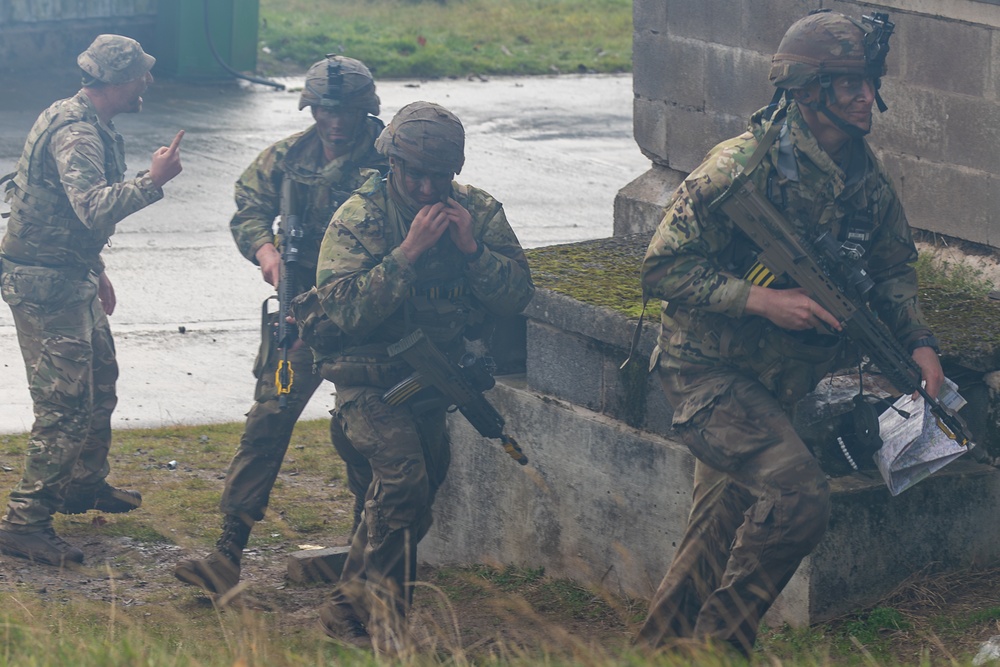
708 172 973 448
383 329 528 466
274 176 304 409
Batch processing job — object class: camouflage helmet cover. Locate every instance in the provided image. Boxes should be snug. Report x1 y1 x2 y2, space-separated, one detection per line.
78 34 155 85
299 55 380 114
768 11 887 90
375 101 465 174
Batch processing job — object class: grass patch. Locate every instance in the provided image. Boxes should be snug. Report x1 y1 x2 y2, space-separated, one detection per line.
259 0 632 78
0 419 998 664
914 253 993 298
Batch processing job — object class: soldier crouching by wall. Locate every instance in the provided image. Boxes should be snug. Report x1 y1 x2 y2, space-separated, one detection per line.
310 102 534 651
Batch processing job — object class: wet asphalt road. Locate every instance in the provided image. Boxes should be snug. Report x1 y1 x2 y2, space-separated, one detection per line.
0 73 649 433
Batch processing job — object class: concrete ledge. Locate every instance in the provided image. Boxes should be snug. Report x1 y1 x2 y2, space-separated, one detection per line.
287 546 350 585
523 286 672 433
613 166 685 237
421 379 693 600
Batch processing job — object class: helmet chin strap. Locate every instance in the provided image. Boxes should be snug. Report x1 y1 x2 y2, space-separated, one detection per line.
804 75 872 140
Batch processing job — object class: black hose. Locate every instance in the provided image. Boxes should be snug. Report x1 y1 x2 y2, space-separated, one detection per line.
203 0 285 90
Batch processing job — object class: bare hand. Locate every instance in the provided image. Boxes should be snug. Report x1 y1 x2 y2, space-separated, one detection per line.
444 198 477 254
399 202 449 263
97 271 116 316
912 346 944 400
150 130 184 187
255 243 281 287
745 286 842 333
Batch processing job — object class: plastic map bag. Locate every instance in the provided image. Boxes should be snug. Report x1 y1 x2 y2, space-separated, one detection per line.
874 378 968 496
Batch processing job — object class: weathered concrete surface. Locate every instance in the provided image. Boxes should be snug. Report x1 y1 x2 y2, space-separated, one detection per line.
621 0 1000 246
524 289 673 436
286 546 350 585
0 1 156 74
0 72 649 434
421 378 695 601
423 377 1000 625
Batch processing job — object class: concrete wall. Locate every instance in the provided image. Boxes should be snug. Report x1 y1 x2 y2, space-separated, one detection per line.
420 283 1000 625
619 0 1000 247
0 1 156 74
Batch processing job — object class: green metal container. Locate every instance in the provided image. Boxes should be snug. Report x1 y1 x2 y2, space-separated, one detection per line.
154 0 259 79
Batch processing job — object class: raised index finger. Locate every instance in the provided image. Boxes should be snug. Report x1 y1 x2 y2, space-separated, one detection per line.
168 129 185 153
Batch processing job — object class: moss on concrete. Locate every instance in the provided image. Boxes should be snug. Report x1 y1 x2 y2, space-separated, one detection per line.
526 234 648 319
919 286 1000 368
526 234 1000 369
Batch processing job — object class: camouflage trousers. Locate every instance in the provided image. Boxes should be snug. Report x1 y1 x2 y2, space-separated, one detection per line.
0 263 118 527
636 367 831 655
220 326 370 527
327 385 451 636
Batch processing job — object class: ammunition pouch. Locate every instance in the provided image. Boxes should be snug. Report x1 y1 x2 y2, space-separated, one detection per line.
252 298 278 381
317 353 411 389
720 318 844 405
290 286 344 357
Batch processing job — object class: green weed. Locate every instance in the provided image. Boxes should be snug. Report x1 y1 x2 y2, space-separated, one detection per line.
915 253 993 298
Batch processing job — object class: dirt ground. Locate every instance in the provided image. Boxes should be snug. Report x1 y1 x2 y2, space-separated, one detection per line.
3 507 1000 665
0 524 634 661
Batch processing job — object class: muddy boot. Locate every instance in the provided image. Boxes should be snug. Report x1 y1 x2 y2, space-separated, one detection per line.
173 515 252 595
0 522 84 566
319 603 371 649
59 482 142 514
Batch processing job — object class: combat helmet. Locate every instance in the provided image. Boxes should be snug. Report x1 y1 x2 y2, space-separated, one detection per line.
769 9 894 128
375 101 465 175
78 34 155 85
299 55 380 115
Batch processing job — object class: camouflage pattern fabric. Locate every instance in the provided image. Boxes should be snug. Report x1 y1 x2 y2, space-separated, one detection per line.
0 267 118 526
229 117 387 277
636 99 929 654
325 385 450 634
635 370 830 654
2 91 163 274
316 172 533 628
642 99 929 421
219 336 325 523
0 89 163 529
77 34 155 85
222 119 386 525
374 101 465 175
298 55 380 114
314 173 534 382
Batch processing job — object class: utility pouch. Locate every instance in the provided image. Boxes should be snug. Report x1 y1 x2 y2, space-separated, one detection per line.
290 286 344 357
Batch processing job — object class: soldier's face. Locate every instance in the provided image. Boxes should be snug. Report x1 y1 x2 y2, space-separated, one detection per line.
312 106 364 158
394 159 454 206
117 70 152 114
817 75 876 133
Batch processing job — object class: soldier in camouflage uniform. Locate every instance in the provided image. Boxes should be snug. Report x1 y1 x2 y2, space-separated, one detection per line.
312 102 534 649
635 11 944 655
0 35 184 566
173 56 383 596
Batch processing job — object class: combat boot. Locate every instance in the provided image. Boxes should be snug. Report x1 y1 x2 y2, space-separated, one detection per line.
59 482 142 514
319 603 372 649
0 523 84 566
174 515 252 595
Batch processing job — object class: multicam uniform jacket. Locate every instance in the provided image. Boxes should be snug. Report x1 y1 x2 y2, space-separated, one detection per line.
315 173 534 388
2 91 163 274
229 116 387 289
642 100 932 419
